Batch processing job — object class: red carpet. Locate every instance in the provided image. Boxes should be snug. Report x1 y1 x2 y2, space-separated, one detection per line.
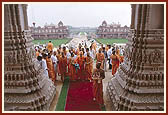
65 81 101 111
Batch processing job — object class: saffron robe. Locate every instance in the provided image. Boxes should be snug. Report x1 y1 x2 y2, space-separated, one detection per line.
96 53 105 69
85 56 93 80
120 56 124 63
76 55 85 80
117 49 124 63
47 43 54 52
105 46 109 52
116 49 120 68
63 50 67 56
92 68 105 105
36 51 39 57
59 56 67 75
46 57 56 82
110 54 120 75
69 57 77 80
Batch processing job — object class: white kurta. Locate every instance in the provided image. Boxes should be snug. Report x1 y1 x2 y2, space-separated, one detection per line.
90 50 95 59
73 55 77 60
84 52 88 57
41 59 49 78
107 48 112 64
51 55 58 72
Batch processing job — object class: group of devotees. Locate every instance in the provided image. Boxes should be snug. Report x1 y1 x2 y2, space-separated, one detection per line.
35 40 125 107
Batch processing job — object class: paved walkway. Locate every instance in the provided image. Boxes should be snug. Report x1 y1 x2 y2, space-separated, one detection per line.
67 35 88 48
49 35 113 111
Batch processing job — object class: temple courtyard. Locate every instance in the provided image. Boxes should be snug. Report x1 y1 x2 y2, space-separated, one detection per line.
3 4 165 112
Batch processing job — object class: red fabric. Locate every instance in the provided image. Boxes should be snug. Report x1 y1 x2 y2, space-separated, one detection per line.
93 80 104 105
85 57 93 80
59 56 67 75
76 56 85 80
111 55 120 75
69 57 77 80
65 81 101 111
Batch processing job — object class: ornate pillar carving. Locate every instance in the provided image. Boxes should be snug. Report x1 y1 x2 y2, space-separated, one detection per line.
4 4 56 111
107 4 164 111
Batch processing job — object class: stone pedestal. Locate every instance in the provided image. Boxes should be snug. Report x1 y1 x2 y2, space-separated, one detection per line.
4 4 56 111
107 4 164 111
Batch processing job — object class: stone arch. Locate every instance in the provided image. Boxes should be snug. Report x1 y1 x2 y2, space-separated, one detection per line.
107 4 164 111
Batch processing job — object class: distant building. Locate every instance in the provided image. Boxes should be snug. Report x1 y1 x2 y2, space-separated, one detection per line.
29 21 69 40
96 21 129 38
68 26 97 35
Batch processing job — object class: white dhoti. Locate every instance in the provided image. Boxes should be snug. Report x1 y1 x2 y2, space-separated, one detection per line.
104 58 107 71
44 69 49 78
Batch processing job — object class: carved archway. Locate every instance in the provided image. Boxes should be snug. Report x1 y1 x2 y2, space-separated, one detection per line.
4 4 56 111
107 4 164 111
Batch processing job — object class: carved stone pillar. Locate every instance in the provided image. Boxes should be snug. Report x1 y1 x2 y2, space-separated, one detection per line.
4 4 56 111
107 4 164 111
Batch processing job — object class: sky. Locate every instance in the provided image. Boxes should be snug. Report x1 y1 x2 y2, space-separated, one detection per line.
27 3 131 27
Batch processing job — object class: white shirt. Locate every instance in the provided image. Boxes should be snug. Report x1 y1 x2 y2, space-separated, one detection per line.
66 52 71 59
84 51 91 57
51 55 57 65
90 49 95 59
41 59 49 77
120 49 124 55
107 48 112 59
41 59 48 70
73 55 77 60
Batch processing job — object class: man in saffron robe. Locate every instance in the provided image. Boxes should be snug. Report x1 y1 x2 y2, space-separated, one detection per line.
116 47 120 66
35 49 40 58
46 53 56 83
81 47 85 56
59 52 67 82
57 45 62 54
76 51 85 80
105 44 109 52
92 63 105 107
76 45 82 56
110 51 120 75
63 46 67 56
70 47 76 54
119 46 124 63
85 52 93 81
69 53 77 81
102 47 108 71
47 41 54 52
96 48 105 69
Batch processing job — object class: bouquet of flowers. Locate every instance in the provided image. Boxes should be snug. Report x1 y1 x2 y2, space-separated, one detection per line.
74 63 80 73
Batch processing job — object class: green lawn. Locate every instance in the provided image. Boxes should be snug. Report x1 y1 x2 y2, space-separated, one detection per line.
32 38 72 47
95 38 128 45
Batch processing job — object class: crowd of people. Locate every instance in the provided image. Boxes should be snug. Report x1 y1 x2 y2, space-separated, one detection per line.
35 40 125 107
